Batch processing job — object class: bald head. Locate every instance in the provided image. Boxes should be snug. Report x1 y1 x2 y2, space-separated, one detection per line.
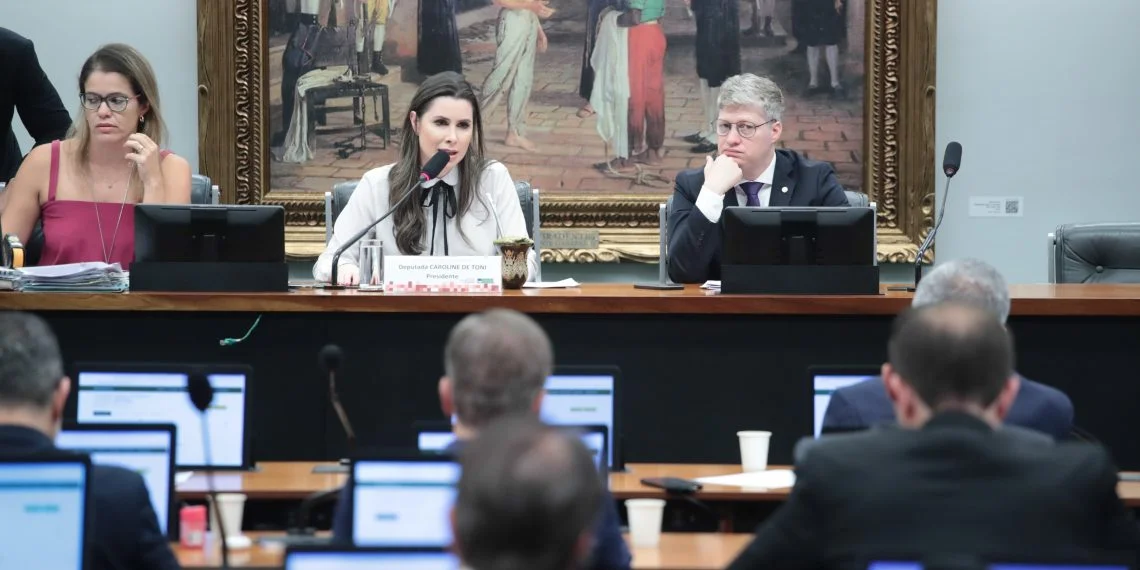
888 303 1015 410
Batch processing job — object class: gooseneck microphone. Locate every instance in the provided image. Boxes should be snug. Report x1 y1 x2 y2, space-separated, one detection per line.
187 373 229 569
320 344 356 459
890 142 962 292
326 150 452 289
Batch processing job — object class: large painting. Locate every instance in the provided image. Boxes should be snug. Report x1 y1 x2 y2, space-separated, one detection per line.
198 0 935 263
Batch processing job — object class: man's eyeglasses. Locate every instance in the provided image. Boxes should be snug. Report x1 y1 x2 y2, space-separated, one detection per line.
715 119 777 139
80 93 138 113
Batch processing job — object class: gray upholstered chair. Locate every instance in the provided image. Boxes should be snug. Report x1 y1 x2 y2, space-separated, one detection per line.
844 190 870 208
1048 222 1140 283
190 174 215 205
324 181 359 244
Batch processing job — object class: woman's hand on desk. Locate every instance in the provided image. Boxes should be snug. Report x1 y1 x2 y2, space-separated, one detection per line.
336 265 360 286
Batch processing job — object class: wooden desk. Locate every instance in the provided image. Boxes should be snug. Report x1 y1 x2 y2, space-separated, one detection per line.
4 283 1140 315
18 284 1140 468
173 532 752 569
178 462 344 501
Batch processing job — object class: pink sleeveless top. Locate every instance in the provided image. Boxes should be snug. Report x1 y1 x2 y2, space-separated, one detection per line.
38 140 170 270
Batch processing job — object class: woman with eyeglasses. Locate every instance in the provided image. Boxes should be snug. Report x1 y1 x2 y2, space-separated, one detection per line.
1 43 190 269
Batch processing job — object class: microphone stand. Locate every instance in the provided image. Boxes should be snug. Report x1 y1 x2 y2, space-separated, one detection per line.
888 174 955 292
187 373 230 569
326 178 423 290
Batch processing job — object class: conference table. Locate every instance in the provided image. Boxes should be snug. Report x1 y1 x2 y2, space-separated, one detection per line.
5 284 1140 468
172 531 753 569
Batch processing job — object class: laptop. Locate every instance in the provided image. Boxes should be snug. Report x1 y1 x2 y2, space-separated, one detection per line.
56 422 177 539
284 545 458 569
72 362 254 469
542 365 622 470
415 423 609 476
0 455 92 570
350 455 461 547
869 562 1132 570
808 365 881 437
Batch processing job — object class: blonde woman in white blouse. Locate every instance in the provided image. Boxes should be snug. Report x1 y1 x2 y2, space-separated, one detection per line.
314 72 537 285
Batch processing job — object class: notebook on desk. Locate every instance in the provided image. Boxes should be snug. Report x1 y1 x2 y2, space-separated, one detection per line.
0 455 92 570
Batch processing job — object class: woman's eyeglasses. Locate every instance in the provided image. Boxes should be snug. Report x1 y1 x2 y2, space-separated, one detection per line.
80 93 138 113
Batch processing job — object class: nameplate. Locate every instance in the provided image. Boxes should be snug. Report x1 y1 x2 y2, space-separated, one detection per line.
383 256 502 293
540 229 600 250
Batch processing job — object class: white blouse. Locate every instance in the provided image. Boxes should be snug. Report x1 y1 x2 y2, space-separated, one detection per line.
313 161 538 282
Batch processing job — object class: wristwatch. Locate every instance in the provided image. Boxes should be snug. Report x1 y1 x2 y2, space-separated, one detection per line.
2 234 23 268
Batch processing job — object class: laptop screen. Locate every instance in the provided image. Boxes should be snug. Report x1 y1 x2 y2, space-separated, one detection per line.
542 371 617 468
56 424 175 537
286 549 459 570
869 563 1130 570
417 426 608 473
351 459 460 547
0 459 89 570
812 372 877 437
75 366 250 468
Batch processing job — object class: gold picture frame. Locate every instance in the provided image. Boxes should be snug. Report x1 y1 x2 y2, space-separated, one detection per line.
197 0 936 263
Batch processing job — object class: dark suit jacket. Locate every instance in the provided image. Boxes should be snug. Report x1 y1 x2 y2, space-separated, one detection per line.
0 424 180 570
0 27 71 182
727 413 1140 570
667 148 850 283
330 440 632 570
822 375 1075 440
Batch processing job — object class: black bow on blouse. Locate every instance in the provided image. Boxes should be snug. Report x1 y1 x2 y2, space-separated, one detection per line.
420 181 457 255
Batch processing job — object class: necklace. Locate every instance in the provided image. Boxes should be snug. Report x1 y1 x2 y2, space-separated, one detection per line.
89 167 135 265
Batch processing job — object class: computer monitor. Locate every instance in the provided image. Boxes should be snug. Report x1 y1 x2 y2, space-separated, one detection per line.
415 424 609 476
809 366 880 437
284 546 459 570
0 456 92 570
132 204 287 292
56 423 177 539
350 456 460 547
542 366 622 470
73 362 253 470
721 206 878 294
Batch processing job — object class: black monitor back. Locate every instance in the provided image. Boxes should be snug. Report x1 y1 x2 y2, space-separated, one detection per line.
131 204 288 292
721 206 879 295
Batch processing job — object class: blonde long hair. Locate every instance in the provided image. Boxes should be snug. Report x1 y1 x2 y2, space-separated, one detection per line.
69 43 167 170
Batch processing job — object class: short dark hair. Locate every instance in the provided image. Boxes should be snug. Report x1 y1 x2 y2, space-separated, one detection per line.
444 309 553 428
0 312 64 409
455 415 603 570
888 303 1015 408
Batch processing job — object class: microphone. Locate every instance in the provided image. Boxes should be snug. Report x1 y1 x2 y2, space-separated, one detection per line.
326 150 452 289
321 344 356 459
892 142 962 292
187 372 229 569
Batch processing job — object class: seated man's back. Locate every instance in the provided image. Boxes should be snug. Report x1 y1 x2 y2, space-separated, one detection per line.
777 414 1137 566
823 376 1074 439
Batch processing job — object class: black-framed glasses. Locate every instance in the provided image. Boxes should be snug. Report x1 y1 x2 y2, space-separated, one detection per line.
715 119 777 139
79 92 138 112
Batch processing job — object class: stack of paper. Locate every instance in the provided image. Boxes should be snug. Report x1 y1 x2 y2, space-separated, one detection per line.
16 262 128 292
694 469 796 489
700 280 721 291
521 278 580 289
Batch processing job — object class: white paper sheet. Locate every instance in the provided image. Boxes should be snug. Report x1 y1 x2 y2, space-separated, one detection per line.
694 469 796 489
700 280 721 290
174 471 195 486
522 278 580 289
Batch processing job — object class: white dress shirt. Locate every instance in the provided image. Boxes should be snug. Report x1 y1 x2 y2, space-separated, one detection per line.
694 153 778 223
313 161 538 282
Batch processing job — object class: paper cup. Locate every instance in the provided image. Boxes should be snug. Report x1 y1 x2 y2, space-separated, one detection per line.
625 498 666 548
209 493 247 546
737 430 772 472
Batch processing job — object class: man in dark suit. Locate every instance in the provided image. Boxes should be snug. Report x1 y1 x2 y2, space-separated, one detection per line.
0 312 179 570
331 309 631 570
667 73 849 284
728 303 1140 570
822 258 1075 440
454 415 604 570
0 28 70 183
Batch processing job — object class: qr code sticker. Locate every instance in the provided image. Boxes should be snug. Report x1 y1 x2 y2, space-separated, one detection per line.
1004 199 1020 215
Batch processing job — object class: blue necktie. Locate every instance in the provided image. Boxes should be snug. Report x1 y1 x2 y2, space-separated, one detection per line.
741 181 763 207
